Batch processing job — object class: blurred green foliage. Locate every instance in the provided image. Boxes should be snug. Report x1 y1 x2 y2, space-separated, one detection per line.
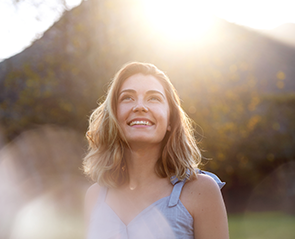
229 212 295 239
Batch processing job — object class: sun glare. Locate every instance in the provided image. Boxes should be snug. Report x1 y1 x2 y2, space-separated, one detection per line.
141 0 216 44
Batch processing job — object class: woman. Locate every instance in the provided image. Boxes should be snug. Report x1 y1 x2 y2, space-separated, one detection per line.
84 62 229 239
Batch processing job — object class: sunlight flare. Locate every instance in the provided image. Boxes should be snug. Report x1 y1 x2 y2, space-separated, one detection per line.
142 0 217 43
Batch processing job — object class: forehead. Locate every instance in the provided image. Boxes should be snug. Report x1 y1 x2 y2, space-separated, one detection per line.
119 73 166 94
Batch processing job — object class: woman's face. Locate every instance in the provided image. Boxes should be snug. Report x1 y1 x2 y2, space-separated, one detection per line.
117 73 170 147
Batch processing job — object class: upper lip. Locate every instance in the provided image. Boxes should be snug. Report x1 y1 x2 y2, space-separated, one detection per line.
128 118 154 126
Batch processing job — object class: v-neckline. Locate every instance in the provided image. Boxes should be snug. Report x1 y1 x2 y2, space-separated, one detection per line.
103 189 170 227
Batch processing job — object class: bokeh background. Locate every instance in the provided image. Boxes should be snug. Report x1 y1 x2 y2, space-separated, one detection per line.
0 0 295 238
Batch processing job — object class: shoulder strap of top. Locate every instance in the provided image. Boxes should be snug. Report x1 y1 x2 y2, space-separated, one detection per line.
197 169 226 189
168 179 187 207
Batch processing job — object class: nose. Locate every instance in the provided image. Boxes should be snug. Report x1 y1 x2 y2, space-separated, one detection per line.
133 101 148 112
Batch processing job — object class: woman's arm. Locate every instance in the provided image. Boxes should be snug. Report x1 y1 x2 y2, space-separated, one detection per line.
84 183 101 226
183 174 229 239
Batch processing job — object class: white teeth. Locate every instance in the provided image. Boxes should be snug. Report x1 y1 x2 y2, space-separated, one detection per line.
130 121 152 126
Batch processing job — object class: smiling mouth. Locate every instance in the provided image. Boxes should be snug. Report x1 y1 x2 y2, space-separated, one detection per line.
129 120 153 126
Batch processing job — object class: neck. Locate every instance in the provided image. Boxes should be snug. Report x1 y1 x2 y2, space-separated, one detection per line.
124 144 162 190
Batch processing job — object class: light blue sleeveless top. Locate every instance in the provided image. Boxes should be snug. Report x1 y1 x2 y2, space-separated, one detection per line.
87 170 225 239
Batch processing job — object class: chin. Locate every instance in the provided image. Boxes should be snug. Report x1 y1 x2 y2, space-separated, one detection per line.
127 137 162 146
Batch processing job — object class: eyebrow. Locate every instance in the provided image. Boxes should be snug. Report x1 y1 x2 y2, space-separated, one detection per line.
119 89 166 99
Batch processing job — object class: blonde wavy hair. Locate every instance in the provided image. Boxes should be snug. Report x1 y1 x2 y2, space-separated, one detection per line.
83 62 201 187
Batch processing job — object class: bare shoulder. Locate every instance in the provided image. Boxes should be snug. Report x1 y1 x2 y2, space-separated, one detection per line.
84 183 102 224
181 174 229 239
181 174 224 216
182 173 221 198
85 183 101 200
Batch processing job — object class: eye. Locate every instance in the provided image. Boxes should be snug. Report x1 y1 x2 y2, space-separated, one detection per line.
149 96 161 102
121 95 133 101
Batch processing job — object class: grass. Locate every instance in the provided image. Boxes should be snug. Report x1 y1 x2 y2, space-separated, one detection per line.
228 211 295 239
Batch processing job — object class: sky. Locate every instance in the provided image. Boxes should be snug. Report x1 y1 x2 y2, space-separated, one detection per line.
0 0 295 61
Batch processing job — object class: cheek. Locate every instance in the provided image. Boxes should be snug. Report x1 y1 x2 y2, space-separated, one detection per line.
165 105 171 124
116 106 127 122
117 104 134 126
156 106 170 125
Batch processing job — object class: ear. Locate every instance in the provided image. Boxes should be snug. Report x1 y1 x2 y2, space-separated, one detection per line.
167 125 171 131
